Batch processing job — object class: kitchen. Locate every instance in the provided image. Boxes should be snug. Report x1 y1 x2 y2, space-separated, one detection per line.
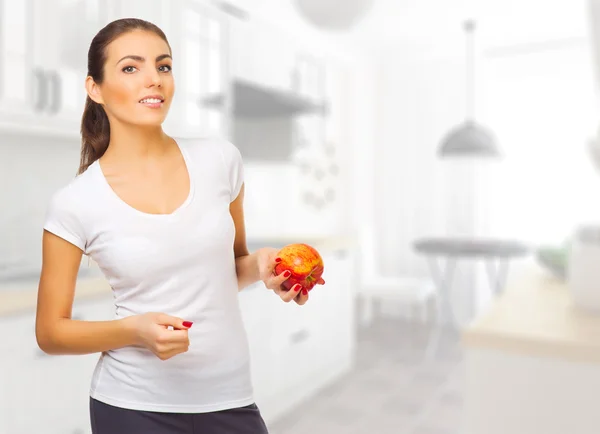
2 0 600 433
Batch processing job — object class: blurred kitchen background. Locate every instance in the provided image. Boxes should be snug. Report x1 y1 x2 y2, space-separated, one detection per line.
5 0 600 433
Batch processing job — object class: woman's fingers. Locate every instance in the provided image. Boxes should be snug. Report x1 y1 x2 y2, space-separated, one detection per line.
268 269 291 290
294 288 309 305
279 283 302 303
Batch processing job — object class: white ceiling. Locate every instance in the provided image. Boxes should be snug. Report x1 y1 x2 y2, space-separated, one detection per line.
226 0 591 58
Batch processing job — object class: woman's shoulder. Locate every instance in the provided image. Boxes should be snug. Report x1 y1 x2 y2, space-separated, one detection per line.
175 135 242 165
175 135 238 153
47 164 99 213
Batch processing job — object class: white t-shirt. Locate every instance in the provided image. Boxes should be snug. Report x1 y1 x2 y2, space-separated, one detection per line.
43 137 255 413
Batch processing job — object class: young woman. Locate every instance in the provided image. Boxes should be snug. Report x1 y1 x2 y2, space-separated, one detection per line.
35 18 323 434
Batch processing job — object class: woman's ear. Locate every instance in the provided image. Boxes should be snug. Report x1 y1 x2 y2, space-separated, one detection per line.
85 76 104 105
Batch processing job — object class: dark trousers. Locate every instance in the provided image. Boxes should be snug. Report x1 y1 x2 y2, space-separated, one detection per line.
90 398 270 434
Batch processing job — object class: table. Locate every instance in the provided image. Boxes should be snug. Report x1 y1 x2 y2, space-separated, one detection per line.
413 237 530 327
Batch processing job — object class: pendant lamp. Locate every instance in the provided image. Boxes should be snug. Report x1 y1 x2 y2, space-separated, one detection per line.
438 20 501 158
293 0 375 31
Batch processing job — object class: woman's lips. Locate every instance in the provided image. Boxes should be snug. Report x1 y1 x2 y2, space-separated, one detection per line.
139 101 163 108
139 97 164 109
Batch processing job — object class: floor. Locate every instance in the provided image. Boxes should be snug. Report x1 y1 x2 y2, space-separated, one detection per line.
267 318 464 434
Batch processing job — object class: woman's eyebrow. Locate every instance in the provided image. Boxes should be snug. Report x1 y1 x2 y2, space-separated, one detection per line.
116 54 172 65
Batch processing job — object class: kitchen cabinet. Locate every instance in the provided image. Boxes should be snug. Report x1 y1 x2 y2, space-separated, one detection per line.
0 0 108 138
230 17 325 100
238 245 357 424
0 0 37 129
238 282 278 407
0 244 355 432
229 15 314 96
163 0 230 138
0 0 229 139
0 295 114 434
463 265 600 434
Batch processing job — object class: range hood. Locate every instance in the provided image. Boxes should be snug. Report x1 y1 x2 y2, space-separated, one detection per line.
201 78 329 118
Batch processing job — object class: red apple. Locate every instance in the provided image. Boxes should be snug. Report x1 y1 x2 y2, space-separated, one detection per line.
274 243 325 291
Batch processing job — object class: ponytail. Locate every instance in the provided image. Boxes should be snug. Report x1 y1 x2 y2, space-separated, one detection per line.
78 96 110 175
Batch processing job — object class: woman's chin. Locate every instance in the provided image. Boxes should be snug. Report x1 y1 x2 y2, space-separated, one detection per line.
134 116 168 127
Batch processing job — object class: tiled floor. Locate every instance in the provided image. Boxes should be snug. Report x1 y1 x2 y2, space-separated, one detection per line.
267 318 464 434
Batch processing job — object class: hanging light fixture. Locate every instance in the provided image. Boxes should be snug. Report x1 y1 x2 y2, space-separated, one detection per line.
438 20 501 159
292 0 375 31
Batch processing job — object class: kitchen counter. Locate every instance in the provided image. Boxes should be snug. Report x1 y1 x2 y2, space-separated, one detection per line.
462 262 600 434
462 263 600 364
246 234 356 251
0 234 356 318
0 276 112 317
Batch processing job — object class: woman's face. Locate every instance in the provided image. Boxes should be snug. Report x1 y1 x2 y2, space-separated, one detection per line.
94 30 175 127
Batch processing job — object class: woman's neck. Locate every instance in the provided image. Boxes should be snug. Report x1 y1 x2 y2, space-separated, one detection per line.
102 124 173 164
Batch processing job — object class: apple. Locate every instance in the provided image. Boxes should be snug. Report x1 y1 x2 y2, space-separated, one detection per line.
274 243 325 291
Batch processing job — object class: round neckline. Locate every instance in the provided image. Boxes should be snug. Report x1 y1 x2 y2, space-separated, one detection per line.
93 138 195 219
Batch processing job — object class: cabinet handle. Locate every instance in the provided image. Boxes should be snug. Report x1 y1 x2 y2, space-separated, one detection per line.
48 71 62 114
32 68 47 113
289 328 309 345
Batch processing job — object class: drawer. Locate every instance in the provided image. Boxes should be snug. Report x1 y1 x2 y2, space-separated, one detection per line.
272 323 321 394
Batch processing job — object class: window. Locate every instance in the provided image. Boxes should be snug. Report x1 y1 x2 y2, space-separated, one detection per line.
480 41 600 245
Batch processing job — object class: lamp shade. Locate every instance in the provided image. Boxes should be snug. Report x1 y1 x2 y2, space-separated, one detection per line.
293 0 375 30
437 120 501 158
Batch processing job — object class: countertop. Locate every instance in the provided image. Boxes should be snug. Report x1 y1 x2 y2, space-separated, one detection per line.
462 262 600 364
0 276 112 317
0 234 356 318
245 234 356 251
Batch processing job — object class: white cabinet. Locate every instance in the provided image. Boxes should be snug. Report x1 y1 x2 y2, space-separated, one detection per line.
0 0 229 139
0 295 114 434
0 0 109 137
238 282 278 406
229 14 326 99
230 16 299 93
238 246 357 424
163 0 229 138
0 0 38 127
37 0 109 135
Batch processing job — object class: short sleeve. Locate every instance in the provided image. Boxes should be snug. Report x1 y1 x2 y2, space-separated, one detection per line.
219 139 245 202
43 185 87 252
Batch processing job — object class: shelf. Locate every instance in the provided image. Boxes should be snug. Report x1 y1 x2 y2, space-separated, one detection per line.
201 78 329 118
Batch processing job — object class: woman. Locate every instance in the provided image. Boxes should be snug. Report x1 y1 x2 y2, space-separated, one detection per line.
35 18 322 434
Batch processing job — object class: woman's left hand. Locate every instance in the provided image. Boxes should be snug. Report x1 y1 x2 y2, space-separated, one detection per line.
256 247 309 306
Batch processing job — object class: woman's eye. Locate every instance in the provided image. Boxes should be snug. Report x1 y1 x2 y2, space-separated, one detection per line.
159 64 172 73
122 66 137 73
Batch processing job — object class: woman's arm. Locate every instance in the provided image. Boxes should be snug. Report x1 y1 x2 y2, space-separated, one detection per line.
35 230 138 355
230 184 261 290
229 184 307 305
36 231 191 357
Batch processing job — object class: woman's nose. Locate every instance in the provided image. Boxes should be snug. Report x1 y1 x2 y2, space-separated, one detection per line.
145 69 162 87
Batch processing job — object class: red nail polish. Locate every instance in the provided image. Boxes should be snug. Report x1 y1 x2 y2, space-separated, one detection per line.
294 285 301 292
275 257 282 263
301 289 308 296
182 321 193 328
283 270 291 277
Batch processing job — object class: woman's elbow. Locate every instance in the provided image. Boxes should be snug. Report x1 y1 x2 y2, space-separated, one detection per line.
35 321 59 355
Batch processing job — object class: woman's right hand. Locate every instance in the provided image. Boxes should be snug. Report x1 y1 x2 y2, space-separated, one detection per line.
127 312 193 361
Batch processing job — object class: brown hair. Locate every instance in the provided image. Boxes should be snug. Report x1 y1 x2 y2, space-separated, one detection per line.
78 18 172 175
